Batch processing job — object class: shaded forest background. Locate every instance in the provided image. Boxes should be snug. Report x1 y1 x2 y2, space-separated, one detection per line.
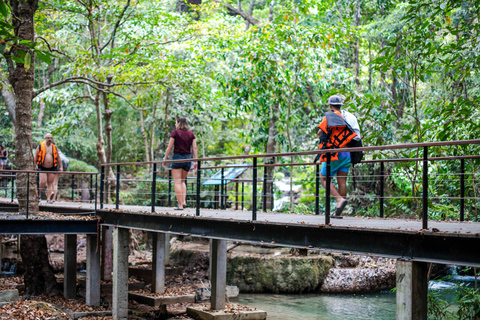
0 0 479 219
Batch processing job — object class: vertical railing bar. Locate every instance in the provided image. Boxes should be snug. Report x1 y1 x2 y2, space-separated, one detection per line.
89 174 93 203
460 159 465 222
115 165 120 210
325 153 331 225
380 161 385 218
315 164 320 215
422 146 428 229
168 170 172 207
71 174 75 202
151 163 157 213
196 161 201 216
11 174 14 202
252 157 257 221
100 166 104 209
241 182 244 211
263 166 268 211
221 168 225 210
94 173 98 216
26 172 30 219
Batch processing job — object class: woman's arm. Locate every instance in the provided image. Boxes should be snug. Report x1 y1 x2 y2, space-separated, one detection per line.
163 137 175 167
191 139 198 170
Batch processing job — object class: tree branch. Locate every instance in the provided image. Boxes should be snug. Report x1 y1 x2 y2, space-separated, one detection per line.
100 0 131 52
212 0 259 25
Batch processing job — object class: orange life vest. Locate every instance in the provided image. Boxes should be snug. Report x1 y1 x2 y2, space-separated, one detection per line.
318 110 357 162
36 141 59 168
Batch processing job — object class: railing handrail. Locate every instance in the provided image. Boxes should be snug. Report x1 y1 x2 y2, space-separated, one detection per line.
0 169 98 175
100 139 480 167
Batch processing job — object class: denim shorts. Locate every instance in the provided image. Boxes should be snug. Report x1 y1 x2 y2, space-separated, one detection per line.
171 153 192 172
321 152 351 176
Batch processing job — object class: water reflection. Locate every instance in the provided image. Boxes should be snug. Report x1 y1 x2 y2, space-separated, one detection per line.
238 292 396 320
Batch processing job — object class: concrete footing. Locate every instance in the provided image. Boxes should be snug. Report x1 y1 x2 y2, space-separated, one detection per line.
64 234 77 299
113 227 129 319
396 260 428 320
101 226 113 281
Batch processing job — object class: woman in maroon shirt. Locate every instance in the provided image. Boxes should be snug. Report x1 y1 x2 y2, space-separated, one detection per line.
163 117 198 210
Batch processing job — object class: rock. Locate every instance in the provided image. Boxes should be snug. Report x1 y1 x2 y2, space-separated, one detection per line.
195 287 210 301
0 289 19 303
227 255 334 293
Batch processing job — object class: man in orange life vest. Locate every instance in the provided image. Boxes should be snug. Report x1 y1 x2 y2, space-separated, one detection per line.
34 133 63 203
317 95 361 218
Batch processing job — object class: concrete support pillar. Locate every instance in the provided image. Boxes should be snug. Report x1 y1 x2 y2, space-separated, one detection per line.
113 227 129 319
64 234 77 299
210 239 227 310
101 226 113 281
152 232 166 294
396 260 428 320
164 234 171 265
86 234 101 306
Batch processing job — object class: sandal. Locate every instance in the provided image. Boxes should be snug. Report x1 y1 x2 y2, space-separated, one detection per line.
174 207 184 210
332 199 348 219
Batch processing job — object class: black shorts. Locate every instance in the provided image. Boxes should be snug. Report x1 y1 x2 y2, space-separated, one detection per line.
38 165 58 172
171 153 192 172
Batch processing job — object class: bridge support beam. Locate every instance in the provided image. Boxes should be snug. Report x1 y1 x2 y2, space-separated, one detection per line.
64 234 77 299
86 234 100 306
396 260 428 320
113 227 129 320
152 232 166 294
210 239 227 310
101 226 113 281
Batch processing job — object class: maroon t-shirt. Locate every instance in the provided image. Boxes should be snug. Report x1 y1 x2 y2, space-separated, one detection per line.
171 129 195 154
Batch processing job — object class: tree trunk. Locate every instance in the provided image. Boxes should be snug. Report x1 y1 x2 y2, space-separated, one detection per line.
0 69 16 126
20 235 60 296
9 0 58 296
265 106 277 210
9 0 39 214
354 0 361 89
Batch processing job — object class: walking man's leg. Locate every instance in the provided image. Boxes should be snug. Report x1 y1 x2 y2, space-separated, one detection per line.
39 172 47 200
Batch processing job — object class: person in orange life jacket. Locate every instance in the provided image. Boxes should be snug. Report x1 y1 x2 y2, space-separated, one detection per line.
34 133 63 203
317 95 361 218
163 117 198 210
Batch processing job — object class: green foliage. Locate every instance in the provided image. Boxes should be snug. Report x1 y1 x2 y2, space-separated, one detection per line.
68 159 97 173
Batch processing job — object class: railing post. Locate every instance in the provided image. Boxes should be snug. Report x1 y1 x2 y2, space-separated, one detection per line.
71 174 75 201
252 157 257 221
100 166 104 209
10 174 14 202
168 170 172 207
422 146 428 229
221 168 225 210
151 163 157 213
94 173 98 215
26 172 30 219
241 182 244 211
196 161 201 216
263 166 268 211
460 159 465 222
325 153 331 225
380 161 385 218
115 165 120 210
315 164 320 215
89 174 93 203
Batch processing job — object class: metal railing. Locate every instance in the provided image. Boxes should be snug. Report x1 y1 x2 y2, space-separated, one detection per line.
96 139 480 229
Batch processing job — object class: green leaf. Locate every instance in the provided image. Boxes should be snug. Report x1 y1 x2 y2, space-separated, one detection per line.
24 52 31 72
36 50 52 64
0 1 7 17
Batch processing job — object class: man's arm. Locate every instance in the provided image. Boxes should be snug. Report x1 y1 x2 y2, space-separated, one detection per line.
33 146 39 167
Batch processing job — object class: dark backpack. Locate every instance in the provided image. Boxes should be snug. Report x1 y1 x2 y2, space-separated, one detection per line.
347 138 364 165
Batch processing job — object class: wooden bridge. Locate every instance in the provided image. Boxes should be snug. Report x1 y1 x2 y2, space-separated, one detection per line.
1 139 480 319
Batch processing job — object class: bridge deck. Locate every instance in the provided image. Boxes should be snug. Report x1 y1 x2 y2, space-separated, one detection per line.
2 200 479 266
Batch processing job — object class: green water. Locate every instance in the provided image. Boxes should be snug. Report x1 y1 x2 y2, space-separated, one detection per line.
238 292 396 320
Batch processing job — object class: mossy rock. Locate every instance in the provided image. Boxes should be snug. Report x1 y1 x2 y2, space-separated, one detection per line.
227 255 334 293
